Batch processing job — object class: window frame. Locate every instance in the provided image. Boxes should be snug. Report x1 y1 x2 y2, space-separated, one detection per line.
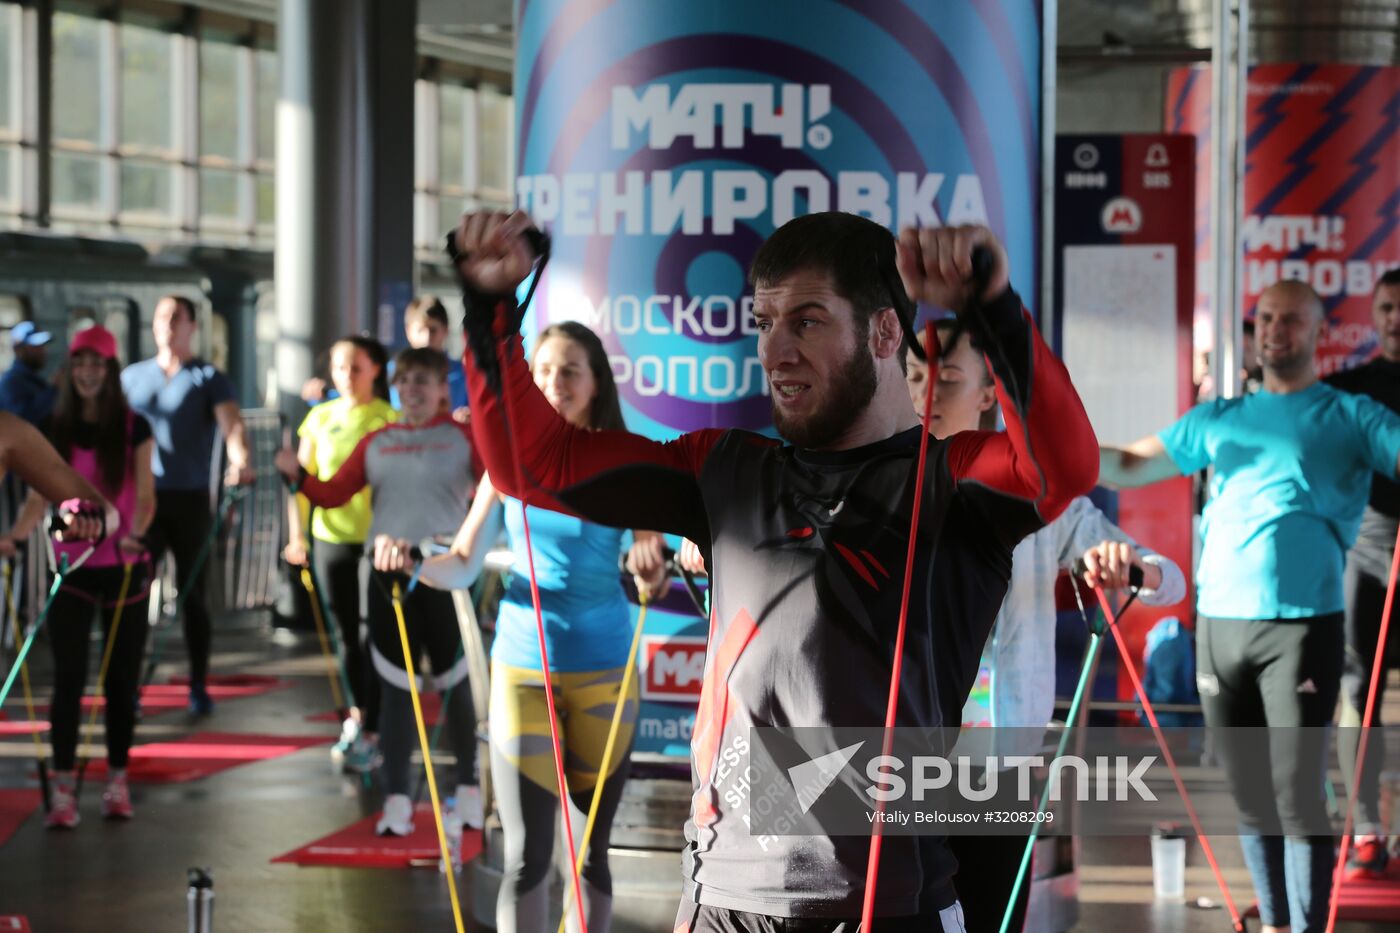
39 1 274 244
414 64 515 255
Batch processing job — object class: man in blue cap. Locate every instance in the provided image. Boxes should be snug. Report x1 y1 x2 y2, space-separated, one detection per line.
0 321 57 426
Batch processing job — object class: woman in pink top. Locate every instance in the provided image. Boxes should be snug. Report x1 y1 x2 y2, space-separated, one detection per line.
0 326 155 828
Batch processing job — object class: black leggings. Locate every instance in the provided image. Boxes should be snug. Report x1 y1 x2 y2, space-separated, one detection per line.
365 571 475 795
1197 614 1342 833
47 565 152 772
1339 548 1400 836
948 835 1031 932
1197 614 1343 930
150 489 213 685
313 539 377 731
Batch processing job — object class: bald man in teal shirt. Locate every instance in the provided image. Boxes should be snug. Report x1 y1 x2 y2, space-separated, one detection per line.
1100 280 1400 933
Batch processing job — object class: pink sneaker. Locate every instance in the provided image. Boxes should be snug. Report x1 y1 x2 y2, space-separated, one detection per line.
101 771 133 820
45 776 80 829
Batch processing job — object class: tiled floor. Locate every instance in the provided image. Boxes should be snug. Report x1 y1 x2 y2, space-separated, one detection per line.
1 613 1397 931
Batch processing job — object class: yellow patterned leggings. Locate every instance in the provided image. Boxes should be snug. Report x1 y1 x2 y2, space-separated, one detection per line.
489 661 638 933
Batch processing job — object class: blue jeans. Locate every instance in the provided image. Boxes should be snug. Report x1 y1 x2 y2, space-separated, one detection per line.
1239 835 1334 931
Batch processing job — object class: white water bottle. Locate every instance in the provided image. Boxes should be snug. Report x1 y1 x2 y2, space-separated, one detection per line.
187 867 215 932
1151 823 1186 900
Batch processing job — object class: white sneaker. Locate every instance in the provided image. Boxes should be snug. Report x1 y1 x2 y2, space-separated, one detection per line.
454 784 483 831
375 794 415 837
329 717 360 763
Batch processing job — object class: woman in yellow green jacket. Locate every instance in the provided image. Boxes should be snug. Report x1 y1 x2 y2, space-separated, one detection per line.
285 334 396 771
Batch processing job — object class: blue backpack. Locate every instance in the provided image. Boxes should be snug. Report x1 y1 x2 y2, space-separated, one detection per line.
1140 617 1204 727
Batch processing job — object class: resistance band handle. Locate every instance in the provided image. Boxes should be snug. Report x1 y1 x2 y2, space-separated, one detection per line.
453 221 553 397
615 546 677 573
401 534 457 567
283 471 304 495
970 244 995 286
1070 557 1145 590
50 499 108 542
896 245 994 363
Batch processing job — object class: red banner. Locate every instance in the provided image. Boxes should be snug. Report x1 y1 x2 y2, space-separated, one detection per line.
1168 64 1400 374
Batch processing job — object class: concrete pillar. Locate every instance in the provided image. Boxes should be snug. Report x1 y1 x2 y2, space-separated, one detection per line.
274 0 415 426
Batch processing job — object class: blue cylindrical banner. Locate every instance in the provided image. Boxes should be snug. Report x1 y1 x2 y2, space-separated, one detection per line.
515 0 1042 756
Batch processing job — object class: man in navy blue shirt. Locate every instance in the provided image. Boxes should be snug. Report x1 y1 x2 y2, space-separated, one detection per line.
122 296 254 714
0 321 57 426
400 298 469 414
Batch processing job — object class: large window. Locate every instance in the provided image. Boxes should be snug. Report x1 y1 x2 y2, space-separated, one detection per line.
118 16 177 228
196 27 275 244
415 74 514 251
39 4 275 244
50 8 109 220
0 3 21 219
478 84 512 198
6 3 517 254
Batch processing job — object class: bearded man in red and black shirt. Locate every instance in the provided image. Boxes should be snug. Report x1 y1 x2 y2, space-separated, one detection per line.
452 210 1099 933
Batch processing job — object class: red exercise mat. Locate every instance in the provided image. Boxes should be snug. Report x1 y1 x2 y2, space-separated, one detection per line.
27 688 188 717
1245 860 1400 923
34 678 293 717
0 917 32 932
1324 860 1400 922
75 732 328 784
272 801 482 869
0 790 42 849
0 719 48 736
307 691 442 726
168 674 284 687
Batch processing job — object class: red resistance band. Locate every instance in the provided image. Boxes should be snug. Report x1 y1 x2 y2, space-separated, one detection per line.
860 322 941 928
1326 519 1400 933
1092 586 1245 933
496 333 591 933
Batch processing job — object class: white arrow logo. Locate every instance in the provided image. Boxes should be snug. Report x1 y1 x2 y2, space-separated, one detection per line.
789 741 865 814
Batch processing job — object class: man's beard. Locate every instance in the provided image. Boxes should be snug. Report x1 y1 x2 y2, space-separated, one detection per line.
771 343 879 449
1263 347 1313 382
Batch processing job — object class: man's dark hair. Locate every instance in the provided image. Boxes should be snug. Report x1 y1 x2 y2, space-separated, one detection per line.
1377 268 1400 294
394 346 450 381
405 297 449 329
1242 319 1254 337
749 212 909 370
161 294 197 323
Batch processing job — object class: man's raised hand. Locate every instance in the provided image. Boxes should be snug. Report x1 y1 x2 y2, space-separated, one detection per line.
452 210 540 296
894 224 1009 314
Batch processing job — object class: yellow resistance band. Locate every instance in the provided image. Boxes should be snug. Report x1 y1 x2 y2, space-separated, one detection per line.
301 567 346 713
3 562 45 767
391 580 465 933
557 597 649 933
80 562 135 768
